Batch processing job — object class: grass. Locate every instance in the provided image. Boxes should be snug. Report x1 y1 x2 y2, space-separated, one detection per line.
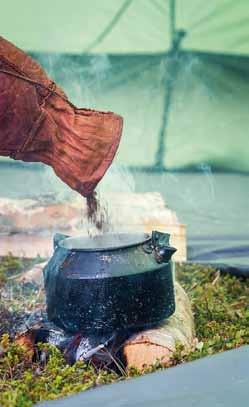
0 255 24 287
0 256 248 406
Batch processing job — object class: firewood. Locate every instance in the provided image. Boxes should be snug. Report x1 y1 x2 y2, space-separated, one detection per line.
123 281 195 369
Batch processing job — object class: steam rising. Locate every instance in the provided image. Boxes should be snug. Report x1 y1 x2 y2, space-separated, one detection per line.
2 51 220 237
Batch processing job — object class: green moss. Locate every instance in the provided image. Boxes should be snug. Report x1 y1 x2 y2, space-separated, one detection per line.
0 254 23 286
0 337 117 406
0 260 249 406
173 264 249 363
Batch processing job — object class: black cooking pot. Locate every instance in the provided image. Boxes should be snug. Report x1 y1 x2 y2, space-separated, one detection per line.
43 231 176 334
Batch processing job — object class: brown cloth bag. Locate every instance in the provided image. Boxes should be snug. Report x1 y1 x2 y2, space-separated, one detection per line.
0 36 123 196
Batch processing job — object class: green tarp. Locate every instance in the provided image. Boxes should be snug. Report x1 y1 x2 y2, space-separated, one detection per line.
0 1 249 270
40 346 249 407
1 1 249 171
23 51 249 171
2 0 249 55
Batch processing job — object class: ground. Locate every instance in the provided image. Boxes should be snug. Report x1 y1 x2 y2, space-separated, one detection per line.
0 256 248 406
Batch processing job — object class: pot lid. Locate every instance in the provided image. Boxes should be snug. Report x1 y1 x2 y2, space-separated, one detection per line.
59 233 150 252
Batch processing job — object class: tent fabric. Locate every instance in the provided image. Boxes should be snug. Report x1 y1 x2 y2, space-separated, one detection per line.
1 0 249 55
0 1 248 271
40 346 249 407
164 52 249 171
0 51 245 172
1 1 249 172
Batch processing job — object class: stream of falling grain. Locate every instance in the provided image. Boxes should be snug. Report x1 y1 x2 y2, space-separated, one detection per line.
86 191 112 236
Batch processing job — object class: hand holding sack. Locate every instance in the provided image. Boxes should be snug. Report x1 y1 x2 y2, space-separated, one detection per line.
0 36 123 196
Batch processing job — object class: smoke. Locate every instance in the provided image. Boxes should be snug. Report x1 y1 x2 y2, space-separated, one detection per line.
40 165 79 203
36 53 112 108
98 163 135 194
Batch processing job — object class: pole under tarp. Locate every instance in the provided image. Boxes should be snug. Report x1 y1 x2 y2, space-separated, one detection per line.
155 0 185 169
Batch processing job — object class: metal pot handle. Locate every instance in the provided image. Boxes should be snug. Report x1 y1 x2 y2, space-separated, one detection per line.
143 230 177 263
